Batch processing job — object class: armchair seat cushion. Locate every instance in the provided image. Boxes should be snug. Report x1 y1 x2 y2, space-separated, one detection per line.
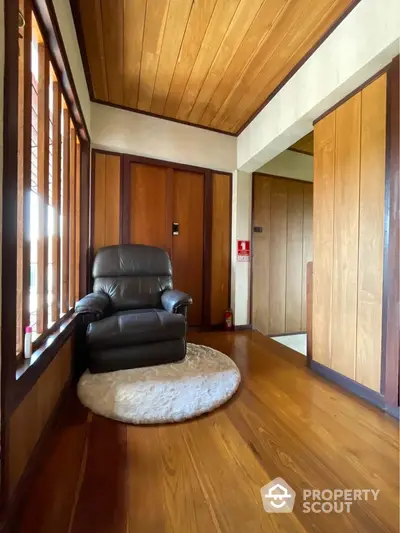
87 308 186 349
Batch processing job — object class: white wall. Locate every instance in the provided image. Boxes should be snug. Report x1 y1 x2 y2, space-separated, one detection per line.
237 0 400 171
257 150 313 182
52 0 91 128
231 171 252 326
90 102 237 172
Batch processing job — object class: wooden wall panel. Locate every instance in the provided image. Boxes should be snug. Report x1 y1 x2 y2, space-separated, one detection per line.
172 171 204 326
8 338 72 497
301 185 313 330
312 73 387 392
312 114 336 367
92 153 231 329
93 152 121 253
356 75 386 391
252 175 271 335
331 93 361 380
210 173 231 326
130 164 170 250
252 174 313 336
285 182 304 332
268 179 288 335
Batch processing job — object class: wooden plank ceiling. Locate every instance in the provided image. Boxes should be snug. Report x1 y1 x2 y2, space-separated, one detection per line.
73 0 356 135
289 132 314 155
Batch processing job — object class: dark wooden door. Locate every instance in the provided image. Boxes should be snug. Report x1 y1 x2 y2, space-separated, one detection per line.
172 170 204 326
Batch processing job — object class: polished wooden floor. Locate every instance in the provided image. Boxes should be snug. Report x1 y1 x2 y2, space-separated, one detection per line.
13 331 399 533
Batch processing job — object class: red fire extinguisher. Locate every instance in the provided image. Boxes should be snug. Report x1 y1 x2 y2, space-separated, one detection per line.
224 308 233 331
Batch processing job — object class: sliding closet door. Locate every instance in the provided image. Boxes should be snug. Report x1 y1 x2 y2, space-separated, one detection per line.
130 163 171 252
172 171 204 326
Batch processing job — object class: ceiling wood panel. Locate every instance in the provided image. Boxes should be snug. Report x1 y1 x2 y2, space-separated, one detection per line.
226 0 353 132
123 0 146 109
138 0 170 111
289 132 314 155
101 0 123 104
175 0 241 121
78 0 108 101
163 0 218 117
150 0 193 115
73 0 357 134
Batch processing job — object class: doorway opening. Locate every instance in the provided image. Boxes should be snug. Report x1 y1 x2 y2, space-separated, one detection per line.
251 132 313 357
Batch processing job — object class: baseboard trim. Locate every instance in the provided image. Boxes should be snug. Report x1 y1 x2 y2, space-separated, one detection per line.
310 361 400 419
0 380 72 532
234 324 252 331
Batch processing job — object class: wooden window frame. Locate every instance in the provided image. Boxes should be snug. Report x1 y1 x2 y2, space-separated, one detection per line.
1 0 91 434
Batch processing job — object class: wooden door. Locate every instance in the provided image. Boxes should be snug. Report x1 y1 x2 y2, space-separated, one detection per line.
172 170 204 326
252 173 313 336
130 163 171 252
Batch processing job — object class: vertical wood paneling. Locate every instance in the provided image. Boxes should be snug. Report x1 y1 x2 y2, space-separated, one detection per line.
8 339 72 497
285 182 304 332
356 75 386 391
93 152 121 254
252 174 271 335
130 164 170 249
172 171 205 326
93 152 106 253
331 94 361 380
312 114 335 367
252 173 313 336
268 179 288 335
313 74 388 390
210 172 231 325
301 184 313 330
104 155 120 247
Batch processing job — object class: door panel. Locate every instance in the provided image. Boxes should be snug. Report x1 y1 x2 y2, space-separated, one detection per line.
130 163 171 251
172 171 204 326
252 173 313 335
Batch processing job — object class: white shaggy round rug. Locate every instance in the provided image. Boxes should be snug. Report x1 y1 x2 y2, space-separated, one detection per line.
77 343 241 424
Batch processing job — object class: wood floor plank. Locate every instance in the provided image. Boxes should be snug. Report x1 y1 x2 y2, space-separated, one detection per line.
12 332 399 533
70 415 128 533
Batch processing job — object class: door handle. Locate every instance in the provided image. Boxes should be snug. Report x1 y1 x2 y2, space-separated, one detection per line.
172 222 179 236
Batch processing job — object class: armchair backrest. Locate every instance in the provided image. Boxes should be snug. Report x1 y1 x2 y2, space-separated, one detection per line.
92 244 173 311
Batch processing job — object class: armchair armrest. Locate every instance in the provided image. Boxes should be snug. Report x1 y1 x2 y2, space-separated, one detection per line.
161 290 192 314
75 292 110 320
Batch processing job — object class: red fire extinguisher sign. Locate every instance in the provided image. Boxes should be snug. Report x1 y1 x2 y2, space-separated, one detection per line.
237 240 250 262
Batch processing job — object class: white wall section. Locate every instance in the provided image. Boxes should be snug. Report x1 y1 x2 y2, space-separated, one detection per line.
91 103 237 172
52 0 91 128
231 171 252 326
257 150 313 182
237 0 400 172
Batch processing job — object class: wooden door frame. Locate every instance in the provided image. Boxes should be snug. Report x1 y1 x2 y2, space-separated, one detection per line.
90 149 232 329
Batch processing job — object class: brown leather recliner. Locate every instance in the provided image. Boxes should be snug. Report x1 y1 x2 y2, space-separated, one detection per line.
75 244 192 373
